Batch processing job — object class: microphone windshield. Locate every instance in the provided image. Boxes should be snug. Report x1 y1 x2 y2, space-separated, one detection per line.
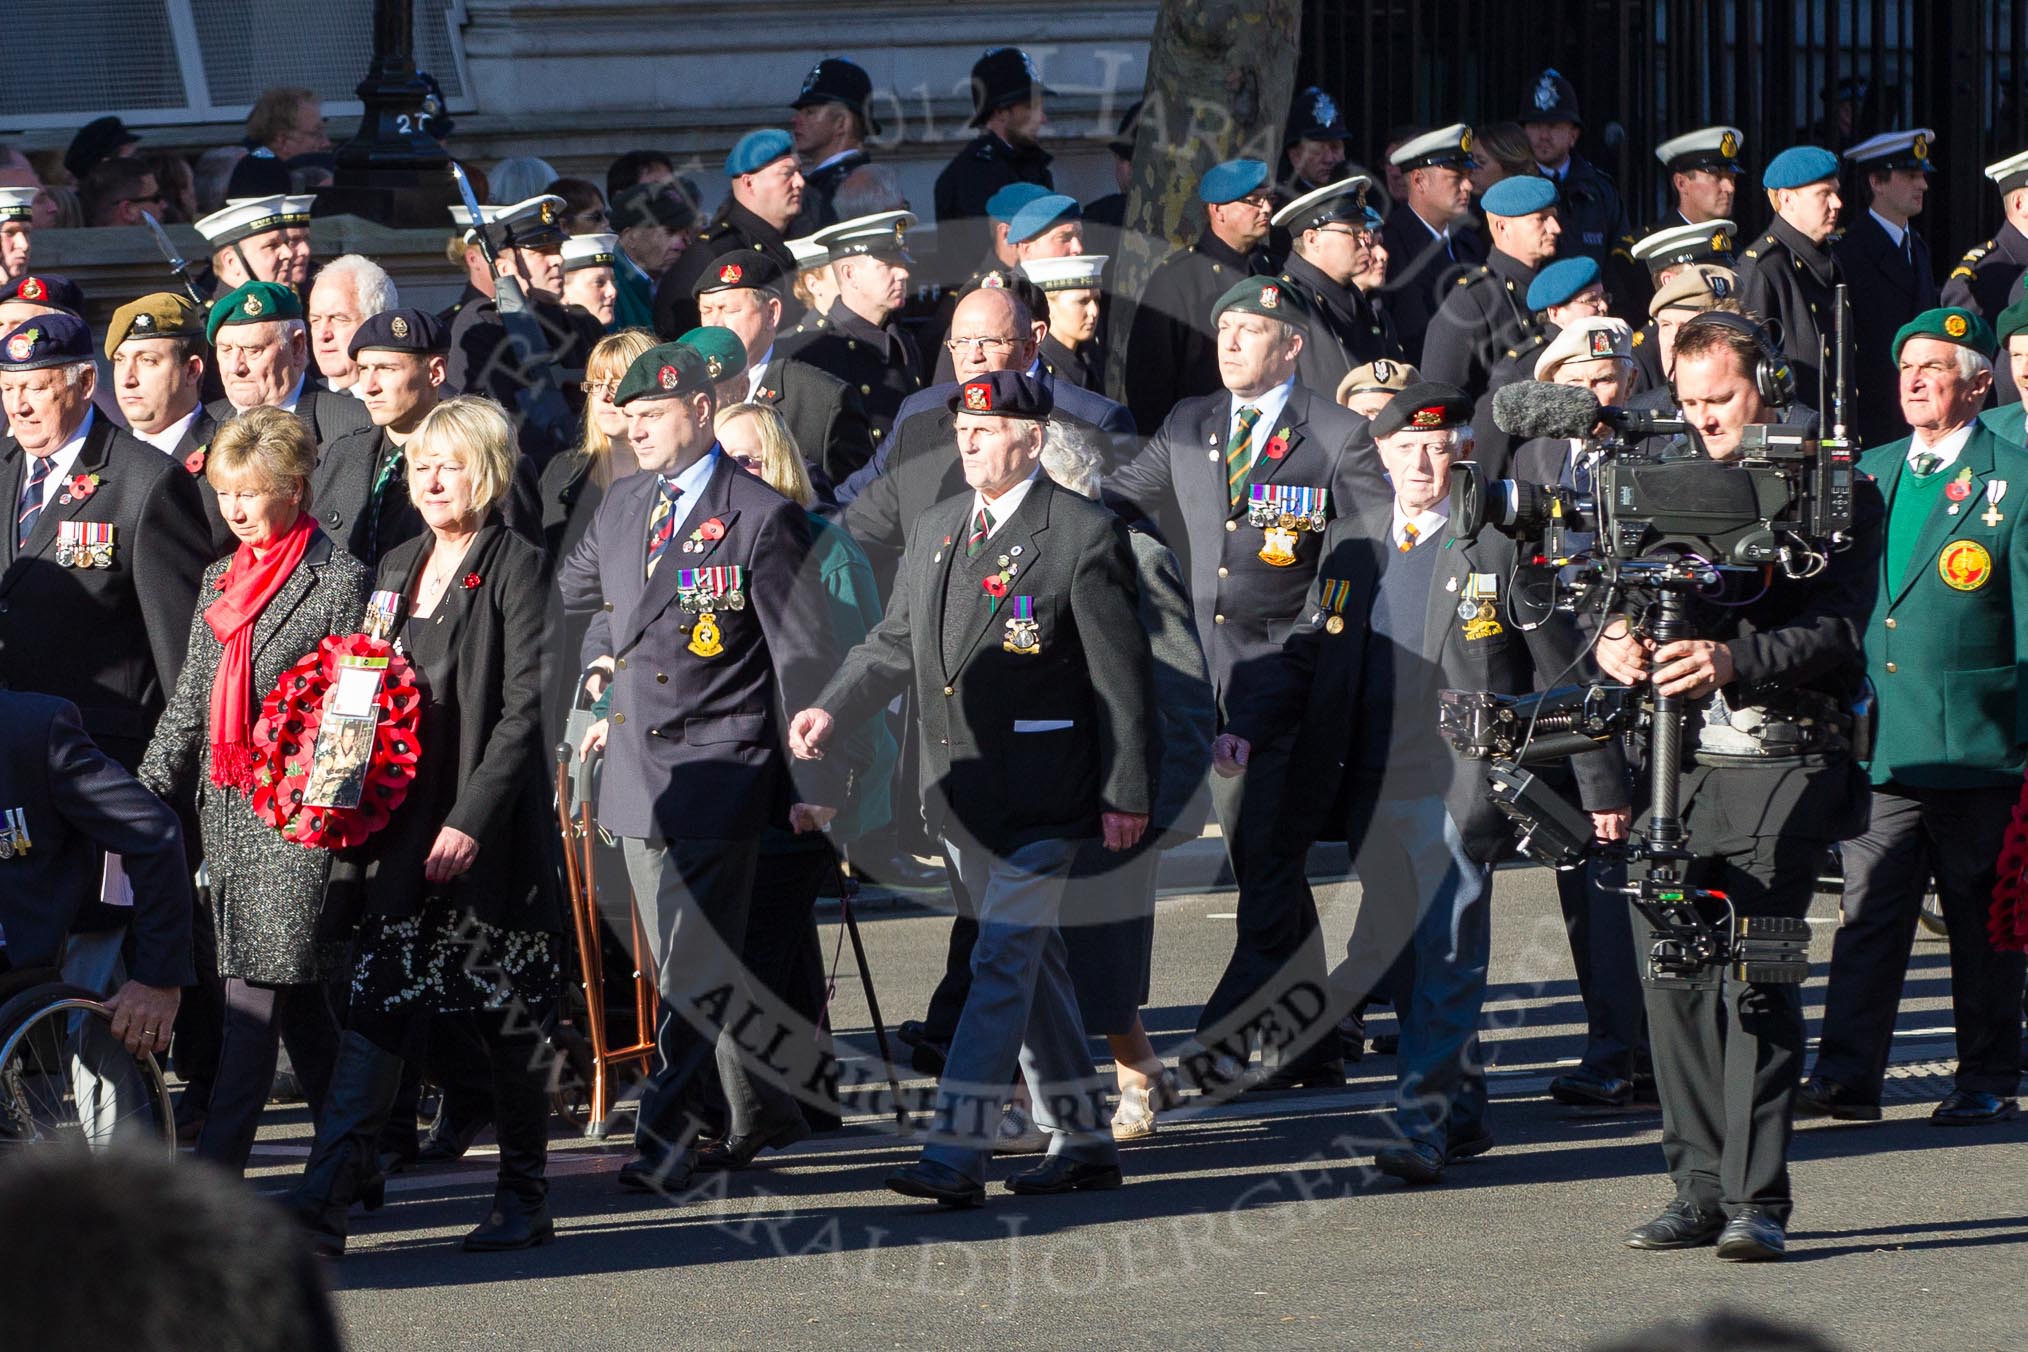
1492 381 1603 441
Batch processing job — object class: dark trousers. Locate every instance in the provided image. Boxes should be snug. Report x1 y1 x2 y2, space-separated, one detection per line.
170 889 226 1118
1815 784 2026 1100
918 845 979 1047
196 975 340 1174
1556 851 1646 1079
716 845 831 1137
1642 831 1818 1226
622 835 758 1153
1197 731 1338 1071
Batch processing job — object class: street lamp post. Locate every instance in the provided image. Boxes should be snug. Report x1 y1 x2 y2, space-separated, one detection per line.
317 0 460 227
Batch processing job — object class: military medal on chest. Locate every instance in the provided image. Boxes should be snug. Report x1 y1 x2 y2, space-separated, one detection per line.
1461 572 1504 640
678 565 747 658
55 520 115 569
0 806 31 859
1246 483 1329 568
1002 594 1041 654
1983 479 2009 527
1318 576 1353 635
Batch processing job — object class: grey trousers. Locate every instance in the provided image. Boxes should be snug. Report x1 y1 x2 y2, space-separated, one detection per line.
920 835 1117 1183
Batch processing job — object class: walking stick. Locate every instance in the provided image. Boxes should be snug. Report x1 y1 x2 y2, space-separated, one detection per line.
822 848 912 1134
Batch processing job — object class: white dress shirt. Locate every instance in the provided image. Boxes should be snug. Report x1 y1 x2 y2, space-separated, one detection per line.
1869 208 1908 251
1907 421 1974 475
130 405 203 458
745 343 777 401
21 408 95 512
970 469 1041 541
1389 495 1450 551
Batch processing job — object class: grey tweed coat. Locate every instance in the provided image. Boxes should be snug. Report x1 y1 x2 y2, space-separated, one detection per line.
140 529 371 984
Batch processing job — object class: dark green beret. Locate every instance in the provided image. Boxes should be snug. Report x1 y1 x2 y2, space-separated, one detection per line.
615 341 712 405
676 325 748 383
1995 297 2028 349
206 281 302 343
1891 306 1997 363
1210 276 1311 327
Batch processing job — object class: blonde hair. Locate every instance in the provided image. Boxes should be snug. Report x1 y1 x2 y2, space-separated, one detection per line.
208 405 316 508
714 402 814 508
407 395 517 519
577 327 657 488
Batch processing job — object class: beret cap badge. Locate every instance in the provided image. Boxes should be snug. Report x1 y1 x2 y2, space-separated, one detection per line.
243 293 264 317
1259 285 1280 309
6 330 36 362
963 382 992 411
19 278 45 302
658 364 681 389
1945 313 1969 337
719 262 743 285
705 354 724 379
134 313 154 331
1410 406 1443 429
390 315 409 339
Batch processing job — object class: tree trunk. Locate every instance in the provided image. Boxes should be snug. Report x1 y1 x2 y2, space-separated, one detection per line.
1103 0 1302 401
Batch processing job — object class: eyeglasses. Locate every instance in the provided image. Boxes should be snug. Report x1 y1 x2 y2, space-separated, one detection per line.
945 336 1020 354
581 378 621 397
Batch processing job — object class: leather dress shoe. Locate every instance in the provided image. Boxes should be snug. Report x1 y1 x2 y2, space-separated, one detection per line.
1369 1033 1400 1055
886 1160 985 1208
617 1144 696 1195
1795 1076 1882 1122
1715 1207 1786 1261
1624 1200 1726 1250
1930 1088 2019 1126
895 1020 929 1048
1337 1013 1366 1064
1550 1068 1635 1109
909 1039 950 1077
1006 1155 1124 1195
1374 1141 1445 1185
1444 1127 1496 1163
696 1117 811 1171
1249 1061 1346 1093
418 1111 492 1163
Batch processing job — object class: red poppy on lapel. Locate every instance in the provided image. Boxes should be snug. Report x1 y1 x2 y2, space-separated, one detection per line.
700 517 727 541
1264 432 1290 460
462 573 482 589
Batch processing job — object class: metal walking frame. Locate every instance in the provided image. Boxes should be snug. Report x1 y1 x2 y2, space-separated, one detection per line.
553 692 659 1139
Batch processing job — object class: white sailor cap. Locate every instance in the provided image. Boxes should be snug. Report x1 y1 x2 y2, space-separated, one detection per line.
1989 149 2028 194
1390 124 1475 171
195 194 296 247
447 194 569 249
1628 218 1737 272
0 187 38 224
812 210 916 265
1269 175 1375 232
562 232 619 271
1017 254 1108 292
1535 316 1632 380
786 234 829 270
1844 129 1936 173
1655 126 1744 173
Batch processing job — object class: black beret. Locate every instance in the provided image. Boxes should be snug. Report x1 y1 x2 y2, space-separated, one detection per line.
349 307 450 357
1371 381 1474 439
0 314 93 371
691 253 786 298
948 370 1053 421
3 273 86 319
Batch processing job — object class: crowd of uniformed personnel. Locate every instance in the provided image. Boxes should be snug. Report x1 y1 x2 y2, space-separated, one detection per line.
2 48 2027 1265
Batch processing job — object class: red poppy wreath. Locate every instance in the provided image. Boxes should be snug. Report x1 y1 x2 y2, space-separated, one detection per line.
248 633 423 849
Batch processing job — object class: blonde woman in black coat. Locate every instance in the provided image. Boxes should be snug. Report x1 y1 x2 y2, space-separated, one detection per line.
289 395 564 1255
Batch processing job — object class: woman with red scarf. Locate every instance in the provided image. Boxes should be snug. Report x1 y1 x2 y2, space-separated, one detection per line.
141 406 371 1173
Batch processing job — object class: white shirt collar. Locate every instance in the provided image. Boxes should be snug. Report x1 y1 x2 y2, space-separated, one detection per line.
1907 421 1975 473
745 343 777 400
1869 208 1908 249
971 469 1042 540
1390 494 1450 550
1411 207 1449 241
1228 378 1297 461
25 408 95 510
131 405 203 457
810 148 861 174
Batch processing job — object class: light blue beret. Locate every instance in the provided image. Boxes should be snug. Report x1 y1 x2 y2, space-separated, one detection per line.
1006 193 1082 245
1762 145 1840 190
725 128 795 177
1481 173 1559 218
986 182 1051 225
1199 159 1270 204
1526 255 1602 311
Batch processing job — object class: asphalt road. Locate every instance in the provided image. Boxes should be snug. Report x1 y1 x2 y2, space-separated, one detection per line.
244 866 2028 1352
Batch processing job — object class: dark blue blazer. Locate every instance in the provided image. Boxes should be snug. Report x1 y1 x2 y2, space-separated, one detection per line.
557 452 844 839
0 691 193 986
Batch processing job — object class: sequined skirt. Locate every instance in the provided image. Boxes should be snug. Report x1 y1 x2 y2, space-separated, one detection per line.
351 897 561 1016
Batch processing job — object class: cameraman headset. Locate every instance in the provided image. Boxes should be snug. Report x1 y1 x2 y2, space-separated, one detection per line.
1596 309 1885 1261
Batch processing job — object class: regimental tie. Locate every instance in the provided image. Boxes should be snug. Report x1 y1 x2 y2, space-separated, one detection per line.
1399 521 1420 553
965 503 994 558
1226 405 1262 508
1911 451 1942 477
16 454 51 550
364 448 405 564
645 477 682 579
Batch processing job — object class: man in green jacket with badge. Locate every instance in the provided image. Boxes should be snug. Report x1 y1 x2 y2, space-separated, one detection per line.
1803 306 2028 1126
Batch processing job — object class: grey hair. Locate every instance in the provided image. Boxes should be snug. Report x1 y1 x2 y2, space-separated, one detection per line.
1382 423 1474 452
1957 346 1994 382
1040 419 1105 500
60 361 93 389
489 156 560 206
315 254 398 317
834 164 908 220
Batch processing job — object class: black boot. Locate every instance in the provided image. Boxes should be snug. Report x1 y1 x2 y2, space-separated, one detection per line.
287 1031 404 1257
464 1031 555 1252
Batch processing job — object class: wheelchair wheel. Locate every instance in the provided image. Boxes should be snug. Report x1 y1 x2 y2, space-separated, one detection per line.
0 983 175 1155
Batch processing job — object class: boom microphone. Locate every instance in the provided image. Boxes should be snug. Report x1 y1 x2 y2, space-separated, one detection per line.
1492 381 1602 440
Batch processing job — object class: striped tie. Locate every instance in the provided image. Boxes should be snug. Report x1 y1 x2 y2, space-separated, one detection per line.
1911 451 1941 477
363 448 404 565
1399 521 1420 554
644 477 682 579
965 503 993 558
1226 405 1262 509
16 455 51 550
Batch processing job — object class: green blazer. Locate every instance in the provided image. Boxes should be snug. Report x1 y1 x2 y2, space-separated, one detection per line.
1978 400 2026 448
1861 424 2028 788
